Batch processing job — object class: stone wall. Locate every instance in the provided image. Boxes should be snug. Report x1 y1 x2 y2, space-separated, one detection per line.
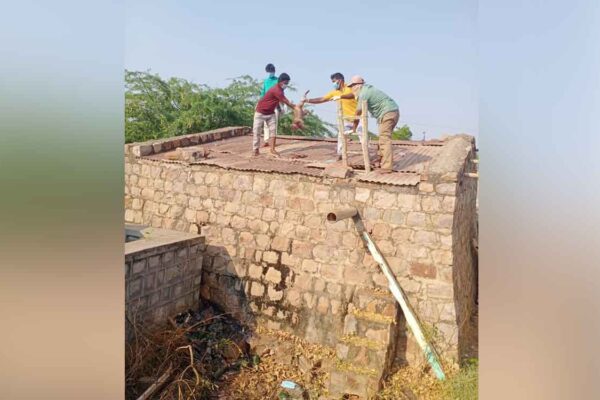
124 128 478 397
407 135 479 363
125 227 204 339
450 146 479 362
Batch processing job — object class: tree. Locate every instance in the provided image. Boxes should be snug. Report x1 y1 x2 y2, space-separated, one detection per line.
391 124 413 140
125 70 333 143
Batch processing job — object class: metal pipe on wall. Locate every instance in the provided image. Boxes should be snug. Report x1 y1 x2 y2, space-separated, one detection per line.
326 208 358 222
324 208 447 380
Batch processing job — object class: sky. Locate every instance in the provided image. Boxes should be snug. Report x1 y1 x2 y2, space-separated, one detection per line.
125 0 478 139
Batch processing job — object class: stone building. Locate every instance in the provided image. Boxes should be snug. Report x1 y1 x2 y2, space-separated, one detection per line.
124 127 478 398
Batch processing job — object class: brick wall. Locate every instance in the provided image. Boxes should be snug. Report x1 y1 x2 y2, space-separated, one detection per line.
125 228 204 339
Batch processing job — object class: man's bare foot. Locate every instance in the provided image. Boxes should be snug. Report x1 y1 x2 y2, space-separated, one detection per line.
262 142 269 147
253 149 259 156
270 149 280 157
379 168 393 174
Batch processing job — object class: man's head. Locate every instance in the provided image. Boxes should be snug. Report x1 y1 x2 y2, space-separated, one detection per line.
278 73 290 89
265 63 276 76
330 72 345 90
347 75 365 96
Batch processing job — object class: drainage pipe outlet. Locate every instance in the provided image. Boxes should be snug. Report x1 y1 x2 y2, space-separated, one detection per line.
326 207 358 222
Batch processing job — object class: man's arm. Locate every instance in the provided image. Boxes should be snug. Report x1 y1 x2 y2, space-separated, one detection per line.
272 88 295 110
280 95 295 110
306 90 339 105
340 92 355 100
305 96 329 105
351 90 365 131
353 109 362 132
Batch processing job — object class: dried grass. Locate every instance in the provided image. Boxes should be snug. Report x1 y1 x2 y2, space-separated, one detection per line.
126 309 477 400
159 345 216 400
376 359 478 400
126 313 215 400
217 326 336 399
126 314 185 399
350 309 395 324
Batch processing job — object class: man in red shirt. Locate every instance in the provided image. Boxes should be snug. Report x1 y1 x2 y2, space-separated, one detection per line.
253 73 296 156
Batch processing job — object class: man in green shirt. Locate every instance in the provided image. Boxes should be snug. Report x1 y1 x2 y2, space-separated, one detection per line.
260 63 280 147
346 75 400 173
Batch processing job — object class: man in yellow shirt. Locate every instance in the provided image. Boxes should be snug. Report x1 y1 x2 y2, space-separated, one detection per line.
303 72 363 159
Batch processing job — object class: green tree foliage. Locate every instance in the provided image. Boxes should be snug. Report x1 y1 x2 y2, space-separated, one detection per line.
391 124 413 140
125 70 333 143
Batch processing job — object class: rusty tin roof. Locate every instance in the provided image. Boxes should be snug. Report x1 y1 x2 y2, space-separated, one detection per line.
142 133 447 186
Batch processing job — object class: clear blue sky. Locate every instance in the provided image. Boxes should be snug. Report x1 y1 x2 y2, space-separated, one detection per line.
125 0 478 139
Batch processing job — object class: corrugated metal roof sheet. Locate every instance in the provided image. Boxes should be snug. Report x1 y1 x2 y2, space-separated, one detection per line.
358 172 421 186
191 155 324 177
143 134 445 186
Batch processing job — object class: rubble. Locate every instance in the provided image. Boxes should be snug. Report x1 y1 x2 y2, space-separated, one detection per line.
126 301 332 399
126 300 251 400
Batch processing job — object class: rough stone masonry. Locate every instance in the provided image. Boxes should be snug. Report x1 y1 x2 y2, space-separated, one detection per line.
124 127 478 398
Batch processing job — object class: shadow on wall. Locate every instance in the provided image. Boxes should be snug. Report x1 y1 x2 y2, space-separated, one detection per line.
456 248 478 364
453 157 479 365
198 244 256 327
124 235 256 345
196 242 323 339
390 310 409 370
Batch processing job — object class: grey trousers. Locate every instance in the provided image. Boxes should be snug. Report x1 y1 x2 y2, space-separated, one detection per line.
263 107 280 141
253 112 277 150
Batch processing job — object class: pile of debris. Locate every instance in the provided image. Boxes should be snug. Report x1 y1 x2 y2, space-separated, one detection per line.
126 301 335 400
126 301 253 400
165 146 211 162
217 326 336 399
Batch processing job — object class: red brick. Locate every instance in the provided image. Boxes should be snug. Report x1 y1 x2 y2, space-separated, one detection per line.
409 262 437 279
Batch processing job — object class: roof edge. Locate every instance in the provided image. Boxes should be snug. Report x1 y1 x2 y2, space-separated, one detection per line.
125 126 251 158
421 134 476 183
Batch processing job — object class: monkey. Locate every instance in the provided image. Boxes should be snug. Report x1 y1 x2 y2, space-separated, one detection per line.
291 90 310 131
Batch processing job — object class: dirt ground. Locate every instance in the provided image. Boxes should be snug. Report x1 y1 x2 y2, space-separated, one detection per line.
126 302 476 400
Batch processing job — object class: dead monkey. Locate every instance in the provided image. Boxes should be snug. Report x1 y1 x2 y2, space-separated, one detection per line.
291 90 310 131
